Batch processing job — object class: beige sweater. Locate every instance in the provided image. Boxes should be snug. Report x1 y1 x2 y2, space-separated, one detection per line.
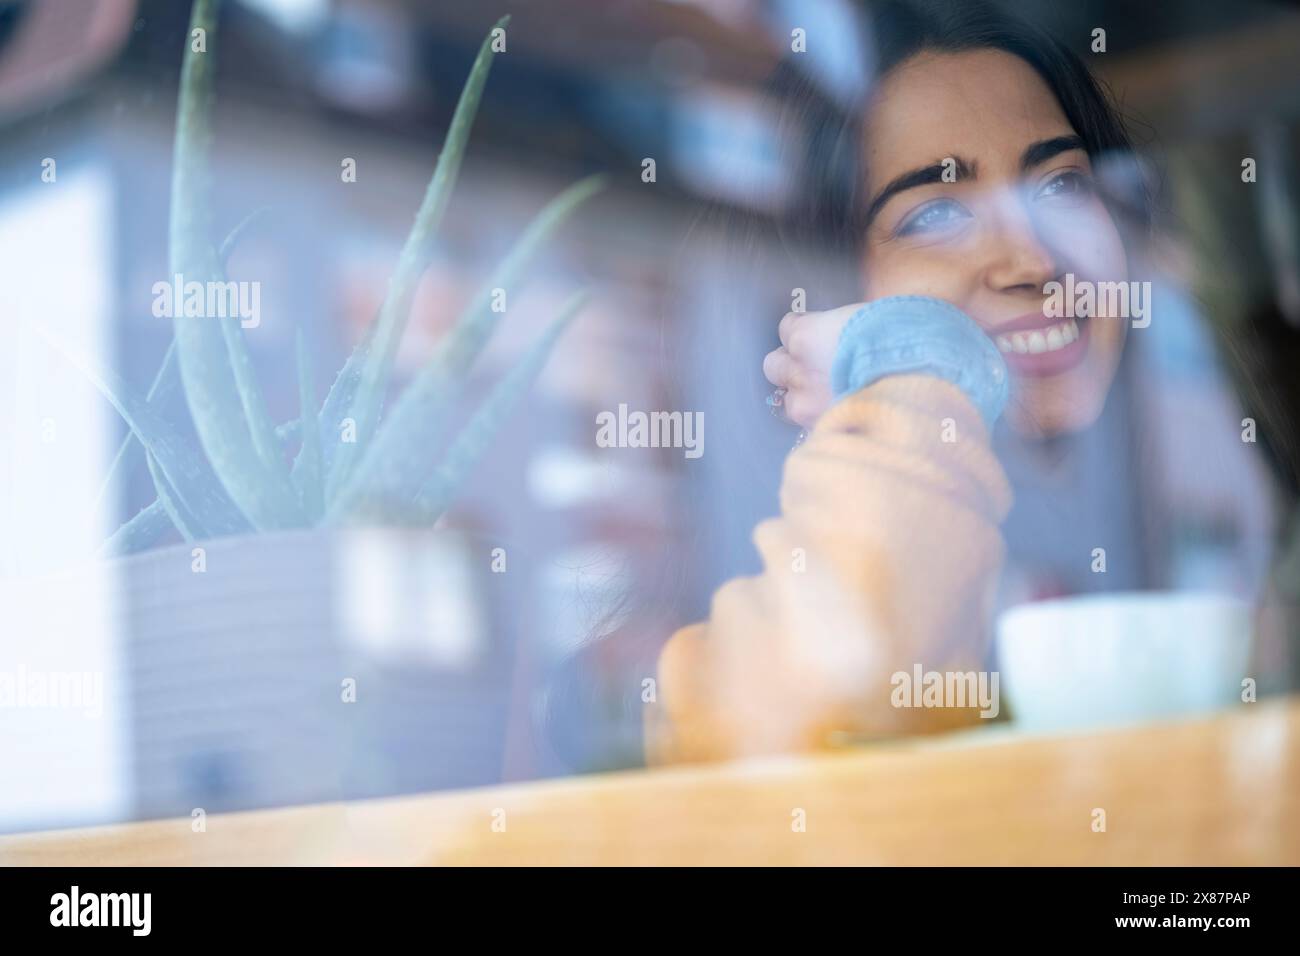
645 375 1013 765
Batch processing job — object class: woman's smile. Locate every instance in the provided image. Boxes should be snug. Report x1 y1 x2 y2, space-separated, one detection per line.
987 312 1090 378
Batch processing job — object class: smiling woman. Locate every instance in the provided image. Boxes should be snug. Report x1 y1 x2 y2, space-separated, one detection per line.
623 0 1282 765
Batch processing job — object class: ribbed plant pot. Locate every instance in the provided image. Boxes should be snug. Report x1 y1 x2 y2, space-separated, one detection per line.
119 527 515 819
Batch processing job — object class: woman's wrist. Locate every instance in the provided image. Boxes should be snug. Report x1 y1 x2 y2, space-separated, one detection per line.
830 296 1010 428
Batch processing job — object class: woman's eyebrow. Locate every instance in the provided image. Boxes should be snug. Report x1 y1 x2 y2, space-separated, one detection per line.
863 155 976 227
1020 134 1086 171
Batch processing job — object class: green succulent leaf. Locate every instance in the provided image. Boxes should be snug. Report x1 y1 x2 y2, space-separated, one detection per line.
93 336 179 515
100 499 173 558
412 290 589 523
170 0 302 530
218 205 273 265
290 322 373 483
102 190 264 511
219 319 296 485
326 14 510 499
104 413 303 548
145 452 200 541
26 320 250 539
328 173 606 517
293 330 325 520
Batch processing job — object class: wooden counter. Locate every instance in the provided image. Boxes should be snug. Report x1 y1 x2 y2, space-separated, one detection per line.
3 700 1297 865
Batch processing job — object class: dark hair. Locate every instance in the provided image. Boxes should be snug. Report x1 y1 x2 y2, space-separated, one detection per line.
777 0 1151 263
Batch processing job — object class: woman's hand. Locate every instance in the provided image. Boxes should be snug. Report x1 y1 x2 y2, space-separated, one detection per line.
762 303 860 429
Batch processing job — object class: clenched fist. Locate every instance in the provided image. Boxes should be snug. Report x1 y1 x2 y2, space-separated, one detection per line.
761 303 861 429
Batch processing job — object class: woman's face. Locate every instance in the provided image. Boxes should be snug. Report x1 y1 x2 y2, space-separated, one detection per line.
859 49 1128 437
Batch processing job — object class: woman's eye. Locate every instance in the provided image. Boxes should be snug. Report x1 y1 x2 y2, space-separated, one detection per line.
1035 170 1094 203
895 198 972 237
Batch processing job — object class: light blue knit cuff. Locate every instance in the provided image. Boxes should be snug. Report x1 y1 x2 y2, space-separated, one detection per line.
829 296 1009 427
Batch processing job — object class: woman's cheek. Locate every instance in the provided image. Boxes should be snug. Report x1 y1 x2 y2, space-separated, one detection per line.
1038 202 1127 283
861 245 975 302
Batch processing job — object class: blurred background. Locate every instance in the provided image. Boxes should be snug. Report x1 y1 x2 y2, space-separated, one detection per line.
0 0 1298 834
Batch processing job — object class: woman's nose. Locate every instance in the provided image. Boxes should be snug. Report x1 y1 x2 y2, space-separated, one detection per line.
981 189 1060 293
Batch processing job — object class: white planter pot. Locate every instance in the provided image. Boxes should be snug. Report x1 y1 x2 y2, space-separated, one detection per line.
2 527 516 828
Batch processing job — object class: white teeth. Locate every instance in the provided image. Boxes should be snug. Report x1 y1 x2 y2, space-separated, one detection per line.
997 319 1080 356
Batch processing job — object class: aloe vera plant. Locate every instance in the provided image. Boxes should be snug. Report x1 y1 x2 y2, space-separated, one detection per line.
69 0 601 555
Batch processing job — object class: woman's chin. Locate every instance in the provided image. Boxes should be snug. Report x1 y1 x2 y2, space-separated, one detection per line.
1000 324 1126 439
1004 391 1102 439
1003 361 1115 439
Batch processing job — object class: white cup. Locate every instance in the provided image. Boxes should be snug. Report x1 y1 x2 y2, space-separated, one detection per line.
995 591 1252 732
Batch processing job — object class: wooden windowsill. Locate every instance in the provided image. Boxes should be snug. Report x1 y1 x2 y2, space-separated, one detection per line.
2 700 1296 866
